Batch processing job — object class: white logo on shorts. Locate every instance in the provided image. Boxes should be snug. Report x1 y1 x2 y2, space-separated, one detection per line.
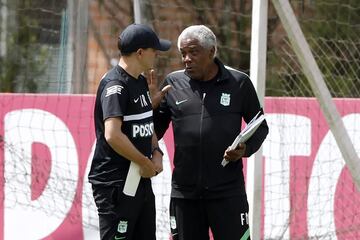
117 220 128 233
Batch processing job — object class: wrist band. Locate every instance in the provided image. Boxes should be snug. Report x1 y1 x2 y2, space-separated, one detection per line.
152 147 164 156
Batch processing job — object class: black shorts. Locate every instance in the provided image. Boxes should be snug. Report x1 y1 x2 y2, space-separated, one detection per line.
169 195 250 240
92 181 156 240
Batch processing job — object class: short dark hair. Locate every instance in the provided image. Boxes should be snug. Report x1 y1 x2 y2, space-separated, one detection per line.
117 38 132 56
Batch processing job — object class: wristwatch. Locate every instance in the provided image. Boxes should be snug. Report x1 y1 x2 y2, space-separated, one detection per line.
151 146 164 156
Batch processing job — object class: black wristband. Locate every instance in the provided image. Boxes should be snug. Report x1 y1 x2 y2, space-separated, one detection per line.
151 147 164 156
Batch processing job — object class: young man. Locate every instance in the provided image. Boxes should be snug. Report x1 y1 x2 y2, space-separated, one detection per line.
153 25 269 240
88 23 171 240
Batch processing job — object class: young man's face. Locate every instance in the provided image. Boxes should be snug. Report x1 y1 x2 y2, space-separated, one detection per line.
139 48 157 70
179 38 214 80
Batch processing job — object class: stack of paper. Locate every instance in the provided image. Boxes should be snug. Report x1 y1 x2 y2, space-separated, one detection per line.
123 162 141 196
221 111 265 167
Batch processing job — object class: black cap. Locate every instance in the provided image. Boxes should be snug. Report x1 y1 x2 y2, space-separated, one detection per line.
118 24 171 54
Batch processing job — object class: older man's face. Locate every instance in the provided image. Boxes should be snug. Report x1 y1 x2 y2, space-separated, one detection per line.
179 38 214 80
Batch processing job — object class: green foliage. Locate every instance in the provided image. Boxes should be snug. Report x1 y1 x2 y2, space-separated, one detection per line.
299 0 360 97
266 0 360 97
0 0 49 93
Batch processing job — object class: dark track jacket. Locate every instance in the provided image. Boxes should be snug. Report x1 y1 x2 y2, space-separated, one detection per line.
153 58 269 199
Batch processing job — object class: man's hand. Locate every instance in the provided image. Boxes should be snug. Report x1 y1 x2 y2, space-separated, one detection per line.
139 158 157 178
151 151 163 176
223 143 246 162
146 69 171 109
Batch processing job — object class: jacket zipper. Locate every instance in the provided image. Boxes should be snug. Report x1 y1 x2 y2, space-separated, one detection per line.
198 92 206 197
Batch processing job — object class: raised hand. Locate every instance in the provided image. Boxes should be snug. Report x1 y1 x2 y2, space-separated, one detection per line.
146 69 171 109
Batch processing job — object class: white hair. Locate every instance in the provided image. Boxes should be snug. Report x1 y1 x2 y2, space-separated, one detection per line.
177 25 217 58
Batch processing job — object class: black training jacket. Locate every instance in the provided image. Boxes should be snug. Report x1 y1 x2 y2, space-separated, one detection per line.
154 58 269 199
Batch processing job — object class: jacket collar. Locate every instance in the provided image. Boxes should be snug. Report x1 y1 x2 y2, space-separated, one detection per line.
214 57 231 83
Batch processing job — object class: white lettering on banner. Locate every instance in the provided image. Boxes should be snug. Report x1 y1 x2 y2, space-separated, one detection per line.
307 114 360 238
262 114 311 239
82 142 100 240
4 109 79 240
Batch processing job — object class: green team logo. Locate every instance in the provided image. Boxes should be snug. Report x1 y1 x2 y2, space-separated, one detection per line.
220 93 231 106
117 220 128 233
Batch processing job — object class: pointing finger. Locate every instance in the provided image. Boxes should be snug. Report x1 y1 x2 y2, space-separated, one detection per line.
161 85 171 95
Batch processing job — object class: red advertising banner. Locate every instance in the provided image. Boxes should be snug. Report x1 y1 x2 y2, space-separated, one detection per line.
0 94 359 239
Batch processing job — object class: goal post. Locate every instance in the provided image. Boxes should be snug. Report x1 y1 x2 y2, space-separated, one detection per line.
248 0 268 239
249 0 360 238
